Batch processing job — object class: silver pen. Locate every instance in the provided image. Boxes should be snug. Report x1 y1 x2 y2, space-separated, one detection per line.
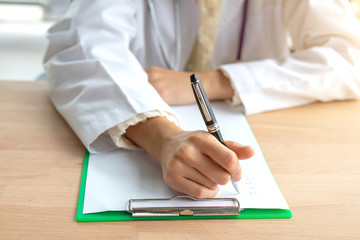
190 74 240 194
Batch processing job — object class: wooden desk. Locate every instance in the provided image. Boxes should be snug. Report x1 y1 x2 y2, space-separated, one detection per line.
0 81 359 240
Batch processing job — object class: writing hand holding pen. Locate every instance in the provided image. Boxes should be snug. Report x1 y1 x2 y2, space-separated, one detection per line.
190 74 240 193
124 75 254 198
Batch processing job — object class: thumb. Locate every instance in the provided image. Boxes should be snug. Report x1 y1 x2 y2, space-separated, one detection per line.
225 141 254 160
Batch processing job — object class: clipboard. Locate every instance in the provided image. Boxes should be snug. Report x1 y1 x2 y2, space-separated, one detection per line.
76 103 292 221
76 151 291 221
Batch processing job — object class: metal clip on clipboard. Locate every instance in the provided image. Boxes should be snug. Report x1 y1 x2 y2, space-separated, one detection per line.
128 195 240 217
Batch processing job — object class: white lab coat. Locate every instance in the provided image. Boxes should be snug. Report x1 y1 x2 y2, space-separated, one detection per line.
44 0 360 153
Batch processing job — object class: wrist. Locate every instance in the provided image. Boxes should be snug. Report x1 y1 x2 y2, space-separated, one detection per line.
124 117 183 162
197 70 234 101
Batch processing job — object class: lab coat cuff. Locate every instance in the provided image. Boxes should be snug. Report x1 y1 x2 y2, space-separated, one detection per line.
219 63 261 95
217 68 242 106
107 110 179 151
219 62 264 114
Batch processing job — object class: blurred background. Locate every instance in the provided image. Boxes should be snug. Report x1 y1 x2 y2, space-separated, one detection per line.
0 0 71 81
0 0 359 82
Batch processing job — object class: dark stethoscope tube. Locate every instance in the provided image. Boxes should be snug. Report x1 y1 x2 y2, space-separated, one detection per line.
237 0 249 61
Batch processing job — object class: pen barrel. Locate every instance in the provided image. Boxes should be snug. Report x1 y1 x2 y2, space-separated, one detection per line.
210 129 226 146
190 77 217 125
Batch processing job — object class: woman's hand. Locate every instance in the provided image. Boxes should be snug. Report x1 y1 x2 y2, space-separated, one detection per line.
125 117 254 198
155 130 254 198
145 67 234 105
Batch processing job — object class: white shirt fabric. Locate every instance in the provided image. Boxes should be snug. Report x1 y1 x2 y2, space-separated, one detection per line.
44 0 360 153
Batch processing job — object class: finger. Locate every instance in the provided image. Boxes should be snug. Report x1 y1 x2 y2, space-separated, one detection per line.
182 167 219 190
169 176 219 199
199 134 241 178
192 154 232 186
223 141 253 182
225 141 255 160
178 144 231 186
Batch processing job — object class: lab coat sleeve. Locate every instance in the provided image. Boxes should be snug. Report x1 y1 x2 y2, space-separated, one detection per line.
108 110 178 151
220 0 360 115
43 0 179 153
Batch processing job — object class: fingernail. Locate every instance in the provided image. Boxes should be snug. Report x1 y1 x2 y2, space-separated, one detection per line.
233 176 241 182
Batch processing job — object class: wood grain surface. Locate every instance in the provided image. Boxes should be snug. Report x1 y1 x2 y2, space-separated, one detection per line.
0 81 359 240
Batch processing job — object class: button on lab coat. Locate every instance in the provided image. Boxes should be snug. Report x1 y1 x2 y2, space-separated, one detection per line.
44 0 360 153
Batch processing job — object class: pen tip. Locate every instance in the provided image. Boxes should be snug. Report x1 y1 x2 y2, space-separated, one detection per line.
190 74 199 83
232 180 240 194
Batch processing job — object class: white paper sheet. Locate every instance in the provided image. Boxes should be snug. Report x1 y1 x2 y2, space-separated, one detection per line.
83 103 289 214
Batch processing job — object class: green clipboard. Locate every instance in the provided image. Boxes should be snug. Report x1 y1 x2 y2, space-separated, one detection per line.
76 150 292 222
